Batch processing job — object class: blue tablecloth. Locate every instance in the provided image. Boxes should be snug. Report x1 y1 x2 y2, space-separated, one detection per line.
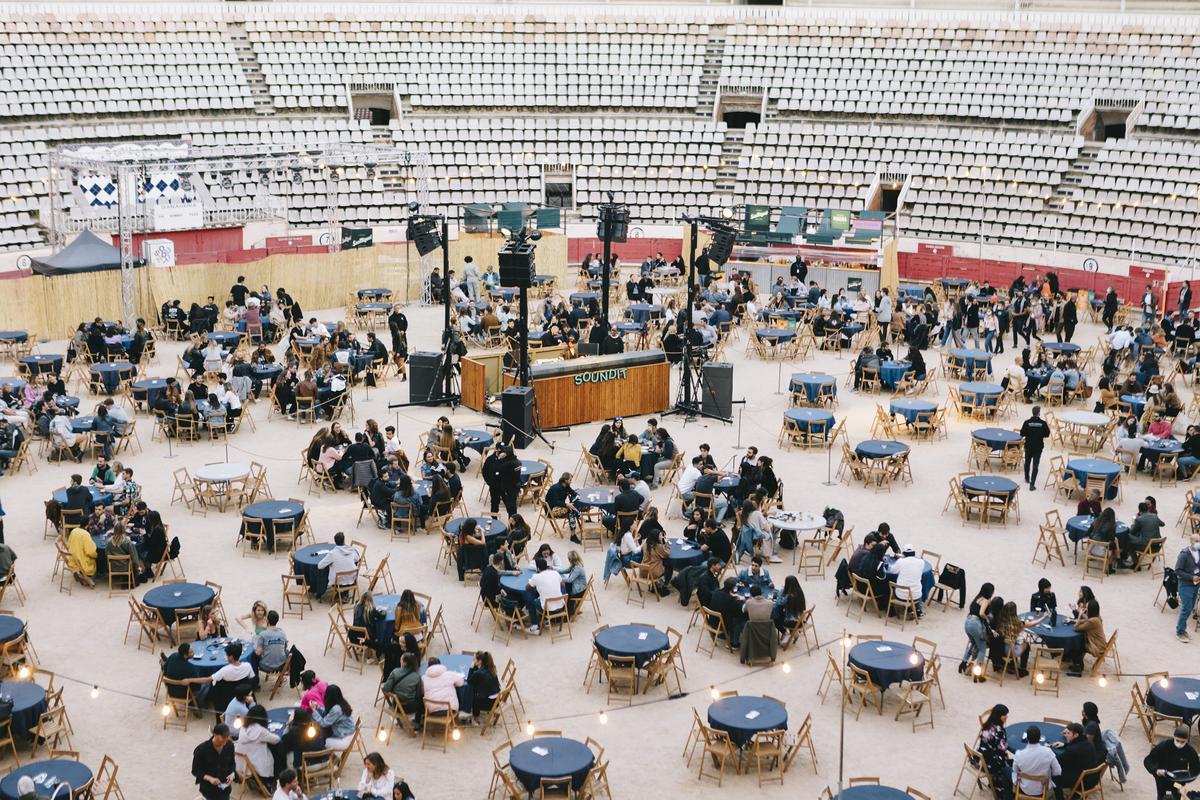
973 428 1021 449
70 415 95 433
1042 342 1081 355
0 759 92 800
457 429 492 452
59 396 80 410
756 329 795 343
615 322 644 334
520 460 548 486
1121 394 1147 416
0 681 47 740
251 363 283 382
208 331 241 348
1006 721 1066 752
941 277 969 288
569 292 601 305
489 287 518 302
1141 439 1183 462
130 377 169 407
575 487 616 513
143 583 217 624
879 361 913 388
961 475 1018 497
898 285 926 301
313 791 361 800
1066 458 1121 500
18 354 62 375
759 309 805 322
594 624 669 666
782 295 813 309
848 641 924 689
52 485 111 507
839 788 916 800
294 543 336 598
855 440 908 460
627 303 662 323
189 637 254 677
842 323 864 339
532 275 555 286
0 331 27 343
950 348 992 376
784 408 834 431
1020 613 1083 653
789 373 835 403
243 500 305 551
707 696 788 748
0 616 24 644
509 737 595 793
668 539 704 570
0 379 24 393
714 475 739 494
960 381 1003 408
500 568 537 603
1065 514 1129 543
354 303 391 313
357 288 391 300
884 558 935 601
105 334 134 353
445 516 508 544
890 398 937 423
89 361 135 394
1149 677 1200 723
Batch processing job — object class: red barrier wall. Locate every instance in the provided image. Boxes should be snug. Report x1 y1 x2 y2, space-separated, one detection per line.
112 227 242 256
566 237 682 263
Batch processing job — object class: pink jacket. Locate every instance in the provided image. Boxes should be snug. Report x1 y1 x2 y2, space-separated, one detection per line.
421 664 464 711
300 680 327 712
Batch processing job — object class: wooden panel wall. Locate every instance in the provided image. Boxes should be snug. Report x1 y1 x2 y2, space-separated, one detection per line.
505 361 671 428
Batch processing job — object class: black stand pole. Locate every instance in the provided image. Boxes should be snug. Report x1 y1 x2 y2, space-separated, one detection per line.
441 216 453 400
600 208 612 329
518 286 530 387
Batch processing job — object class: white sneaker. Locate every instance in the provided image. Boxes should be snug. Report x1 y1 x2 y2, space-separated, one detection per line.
768 556 783 564
1179 632 1191 643
526 625 540 635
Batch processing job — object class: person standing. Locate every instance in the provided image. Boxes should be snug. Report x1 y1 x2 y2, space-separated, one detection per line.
876 288 893 344
482 445 520 518
1180 281 1193 317
192 723 236 800
1011 291 1030 349
1144 725 1199 799
462 256 481 303
1102 286 1119 333
1173 534 1200 643
1061 291 1078 343
1142 284 1157 328
1020 405 1051 491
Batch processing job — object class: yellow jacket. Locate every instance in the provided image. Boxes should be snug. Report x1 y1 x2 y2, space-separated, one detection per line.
66 527 97 577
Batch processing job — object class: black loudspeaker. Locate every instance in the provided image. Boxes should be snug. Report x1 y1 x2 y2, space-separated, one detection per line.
708 227 737 266
597 205 629 243
408 351 444 402
407 218 441 256
499 241 536 288
501 386 535 448
701 362 733 419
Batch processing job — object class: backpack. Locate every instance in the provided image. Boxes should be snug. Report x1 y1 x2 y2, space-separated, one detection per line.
168 536 181 560
1163 567 1180 609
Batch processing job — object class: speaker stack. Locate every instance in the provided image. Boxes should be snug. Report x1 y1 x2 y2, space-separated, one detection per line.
501 386 536 448
407 351 445 402
701 362 733 419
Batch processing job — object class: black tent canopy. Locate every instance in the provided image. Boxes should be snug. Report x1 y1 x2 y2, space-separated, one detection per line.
30 230 143 276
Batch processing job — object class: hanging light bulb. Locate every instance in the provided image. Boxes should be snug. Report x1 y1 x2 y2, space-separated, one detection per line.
526 721 535 736
161 704 172 717
1160 677 1170 689
306 724 317 739
1035 673 1045 685
598 711 608 725
90 685 100 699
234 717 244 729
908 653 919 665
377 729 388 743
17 667 29 679
709 686 720 700
452 728 461 741
1098 676 1108 688
781 663 792 674
972 664 983 677
842 636 853 648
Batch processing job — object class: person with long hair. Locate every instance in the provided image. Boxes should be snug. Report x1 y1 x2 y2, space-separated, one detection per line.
467 650 501 722
506 512 531 557
312 684 355 749
961 583 995 675
773 575 806 640
395 590 424 640
234 704 280 784
352 592 385 656
298 670 327 712
357 752 396 798
995 600 1046 676
979 703 1014 799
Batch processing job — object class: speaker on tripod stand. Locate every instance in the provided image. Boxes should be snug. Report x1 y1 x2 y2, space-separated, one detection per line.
501 386 535 448
701 362 733 420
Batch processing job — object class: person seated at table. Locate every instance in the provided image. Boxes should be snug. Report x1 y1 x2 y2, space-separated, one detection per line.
698 517 731 566
254 611 289 675
691 468 729 522
738 498 780 564
544 472 582 534
1053 722 1102 800
85 318 110 361
316 533 360 596
993 600 1047 676
422 473 451 522
613 435 641 477
196 605 223 639
105 522 143 584
1030 578 1058 616
737 556 774 591
479 553 507 610
0 418 23 477
707 576 748 647
681 508 705 543
467 651 501 724
852 346 881 390
334 432 375 481
1077 489 1102 517
314 436 346 488
190 643 257 712
1123 502 1164 568
356 752 396 799
84 499 117 534
1069 600 1106 674
192 723 236 800
524 558 567 635
892 544 927 617
311 684 356 750
1178 425 1200 479
382 652 423 722
287 671 325 716
393 590 425 641
1147 412 1173 444
454 518 488 582
223 685 255 736
234 705 280 788
421 656 468 721
773 575 806 641
50 410 84 461
163 641 202 698
388 475 422 528
1087 508 1119 559
1011 724 1062 797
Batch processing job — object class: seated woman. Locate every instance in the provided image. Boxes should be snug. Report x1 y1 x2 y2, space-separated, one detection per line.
466 651 501 724
66 526 98 587
311 684 356 750
234 705 280 784
455 518 488 582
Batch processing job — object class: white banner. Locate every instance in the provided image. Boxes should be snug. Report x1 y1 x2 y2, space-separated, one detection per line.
152 203 204 231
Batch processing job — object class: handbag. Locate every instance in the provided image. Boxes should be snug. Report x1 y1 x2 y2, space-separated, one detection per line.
0 696 14 722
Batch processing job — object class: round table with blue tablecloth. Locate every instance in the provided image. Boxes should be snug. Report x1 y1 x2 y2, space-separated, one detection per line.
0 759 92 800
1149 677 1200 723
838 787 917 800
890 398 937 423
89 361 135 394
1066 458 1121 500
500 568 538 604
667 539 705 570
0 379 24 393
357 288 391 300
960 381 1003 409
614 322 644 335
509 737 595 793
0 681 46 740
1141 438 1183 464
243 500 305 552
18 354 62 375
0 616 24 645
130 377 170 408
1020 612 1083 658
756 328 795 344
520 459 548 486
789 373 836 404
532 275 555 286
593 624 668 666
251 363 283 382
961 475 1019 497
0 331 27 343
489 287 518 302
354 303 392 314
950 348 992 376
59 396 80 410
105 334 134 353
1122 394 1147 417
842 323 864 339
714 475 739 494
143 582 217 625
855 440 908 460
941 277 969 288
706 695 788 748
70 415 95 433
973 428 1022 450
1007 721 1066 752
52 485 111 508
784 408 834 432
1042 342 1081 356
189 637 254 677
207 331 241 348
457 429 492 453
372 593 427 644
626 303 662 324
419 653 474 710
879 361 913 388
313 790 362 800
883 557 935 601
848 640 924 689
569 292 601 305
1065 514 1129 544
293 543 338 598
760 308 805 323
575 487 616 514
782 295 813 309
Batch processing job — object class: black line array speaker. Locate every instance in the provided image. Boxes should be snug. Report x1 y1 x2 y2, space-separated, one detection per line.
408 351 444 403
499 241 536 288
501 386 536 448
701 362 733 419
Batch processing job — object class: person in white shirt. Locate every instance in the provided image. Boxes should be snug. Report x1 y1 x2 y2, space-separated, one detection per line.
309 320 330 339
1011 724 1062 796
49 411 79 450
524 558 566 633
676 457 703 502
316 532 360 590
187 641 255 711
631 475 652 508
271 768 307 800
383 428 403 457
891 545 928 617
357 752 396 798
742 499 779 562
202 339 226 372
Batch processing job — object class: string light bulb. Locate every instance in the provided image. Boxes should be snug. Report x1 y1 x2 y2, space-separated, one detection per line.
17 667 29 679
377 729 388 743
598 711 608 725
709 686 720 700
306 724 317 739
1160 677 1170 689
972 664 983 677
842 636 853 648
451 728 461 741
781 663 792 674
1098 675 1108 688
526 721 535 736
161 704 172 717
1035 673 1045 685
234 717 243 729
908 653 919 665
90 685 100 699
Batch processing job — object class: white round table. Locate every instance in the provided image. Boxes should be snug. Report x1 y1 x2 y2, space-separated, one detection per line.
767 511 824 532
1059 411 1108 427
195 462 251 483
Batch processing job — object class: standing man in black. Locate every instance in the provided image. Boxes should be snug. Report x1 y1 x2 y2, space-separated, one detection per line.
1020 405 1052 491
1102 286 1119 333
481 445 521 519
789 254 807 284
695 246 712 287
1061 291 1078 343
230 275 249 309
191 723 236 799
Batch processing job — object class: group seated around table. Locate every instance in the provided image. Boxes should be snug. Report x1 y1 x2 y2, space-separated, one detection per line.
54 483 177 586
